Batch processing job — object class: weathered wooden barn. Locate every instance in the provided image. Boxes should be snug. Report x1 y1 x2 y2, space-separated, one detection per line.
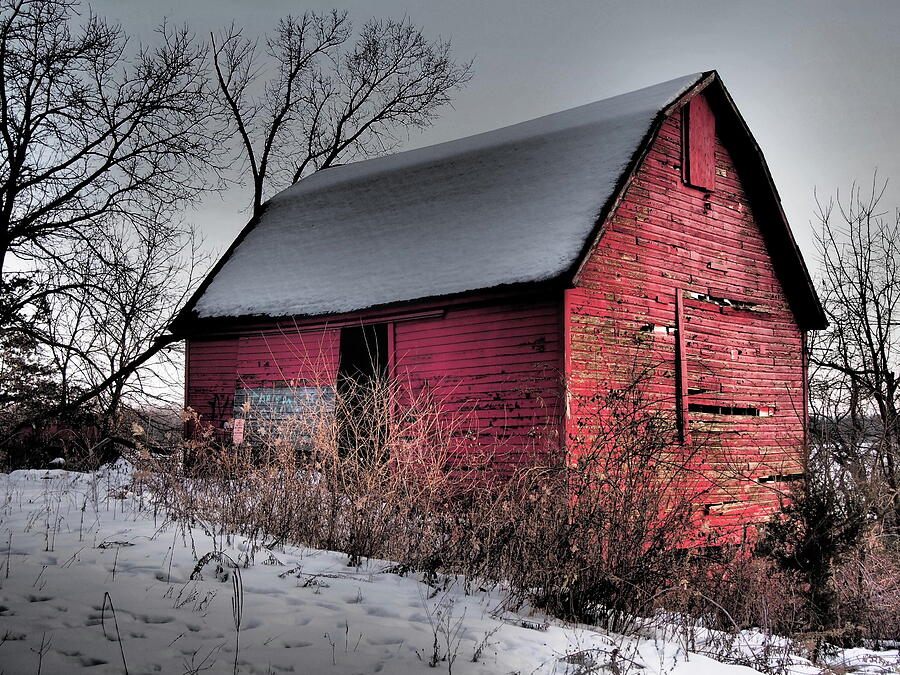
172 71 826 526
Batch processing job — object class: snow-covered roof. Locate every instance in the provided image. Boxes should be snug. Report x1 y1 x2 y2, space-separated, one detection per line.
192 73 705 320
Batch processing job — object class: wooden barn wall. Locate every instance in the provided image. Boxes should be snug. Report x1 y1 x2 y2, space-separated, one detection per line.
185 336 239 433
185 299 562 464
186 330 340 436
393 298 564 474
566 95 806 530
233 329 340 390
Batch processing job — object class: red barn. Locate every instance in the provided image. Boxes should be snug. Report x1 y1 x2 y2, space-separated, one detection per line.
172 71 825 526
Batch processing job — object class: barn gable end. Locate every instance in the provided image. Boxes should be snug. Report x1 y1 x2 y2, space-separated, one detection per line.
566 90 807 527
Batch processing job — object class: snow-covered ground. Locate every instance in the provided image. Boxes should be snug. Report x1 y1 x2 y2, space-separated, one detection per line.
0 463 897 674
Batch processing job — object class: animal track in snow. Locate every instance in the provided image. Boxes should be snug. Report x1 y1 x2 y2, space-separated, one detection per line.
26 593 52 602
77 656 108 667
365 605 406 620
134 613 175 624
366 635 404 646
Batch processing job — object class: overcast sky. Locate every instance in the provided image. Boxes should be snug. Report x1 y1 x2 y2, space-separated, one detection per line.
88 0 900 273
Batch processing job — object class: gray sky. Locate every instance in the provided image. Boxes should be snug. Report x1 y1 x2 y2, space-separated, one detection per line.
89 0 900 272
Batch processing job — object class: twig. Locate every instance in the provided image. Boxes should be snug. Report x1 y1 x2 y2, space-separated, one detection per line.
101 592 129 675
231 566 243 675
30 632 52 675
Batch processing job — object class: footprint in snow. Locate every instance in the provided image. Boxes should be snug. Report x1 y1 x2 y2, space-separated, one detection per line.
242 585 282 597
313 601 341 612
135 613 175 624
364 605 405 620
282 639 312 649
154 571 185 583
78 656 108 667
366 635 404 646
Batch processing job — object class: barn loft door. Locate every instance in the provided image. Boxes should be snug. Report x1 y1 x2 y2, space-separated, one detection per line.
682 95 716 191
337 323 390 458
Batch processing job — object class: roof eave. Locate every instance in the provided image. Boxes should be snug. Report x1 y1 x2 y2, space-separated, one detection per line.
172 277 566 338
169 203 271 337
710 78 827 330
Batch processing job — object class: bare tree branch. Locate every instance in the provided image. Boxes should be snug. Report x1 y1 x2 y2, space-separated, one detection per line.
0 0 223 438
809 174 900 528
213 12 472 217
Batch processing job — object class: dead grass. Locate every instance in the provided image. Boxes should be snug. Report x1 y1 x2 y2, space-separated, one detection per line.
134 371 713 634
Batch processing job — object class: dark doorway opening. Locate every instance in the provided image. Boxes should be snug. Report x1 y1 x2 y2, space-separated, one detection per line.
336 323 389 459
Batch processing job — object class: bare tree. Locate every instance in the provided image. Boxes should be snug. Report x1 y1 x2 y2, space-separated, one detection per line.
0 0 224 433
0 0 222 278
35 212 209 422
212 12 472 216
810 176 900 527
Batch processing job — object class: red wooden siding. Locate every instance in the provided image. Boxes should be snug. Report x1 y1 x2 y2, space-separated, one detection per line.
393 298 564 474
186 299 563 468
234 330 340 389
186 336 238 434
684 95 716 191
567 95 805 530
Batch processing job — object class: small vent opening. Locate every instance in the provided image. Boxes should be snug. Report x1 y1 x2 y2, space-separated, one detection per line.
688 403 775 417
758 473 804 484
703 500 740 516
684 291 759 311
639 323 675 335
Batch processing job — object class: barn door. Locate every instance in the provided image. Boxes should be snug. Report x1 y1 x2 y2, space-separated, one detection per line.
336 323 390 459
676 289 775 451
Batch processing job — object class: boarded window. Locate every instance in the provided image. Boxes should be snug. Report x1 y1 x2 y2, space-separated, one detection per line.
232 383 336 446
682 95 716 191
234 385 334 421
